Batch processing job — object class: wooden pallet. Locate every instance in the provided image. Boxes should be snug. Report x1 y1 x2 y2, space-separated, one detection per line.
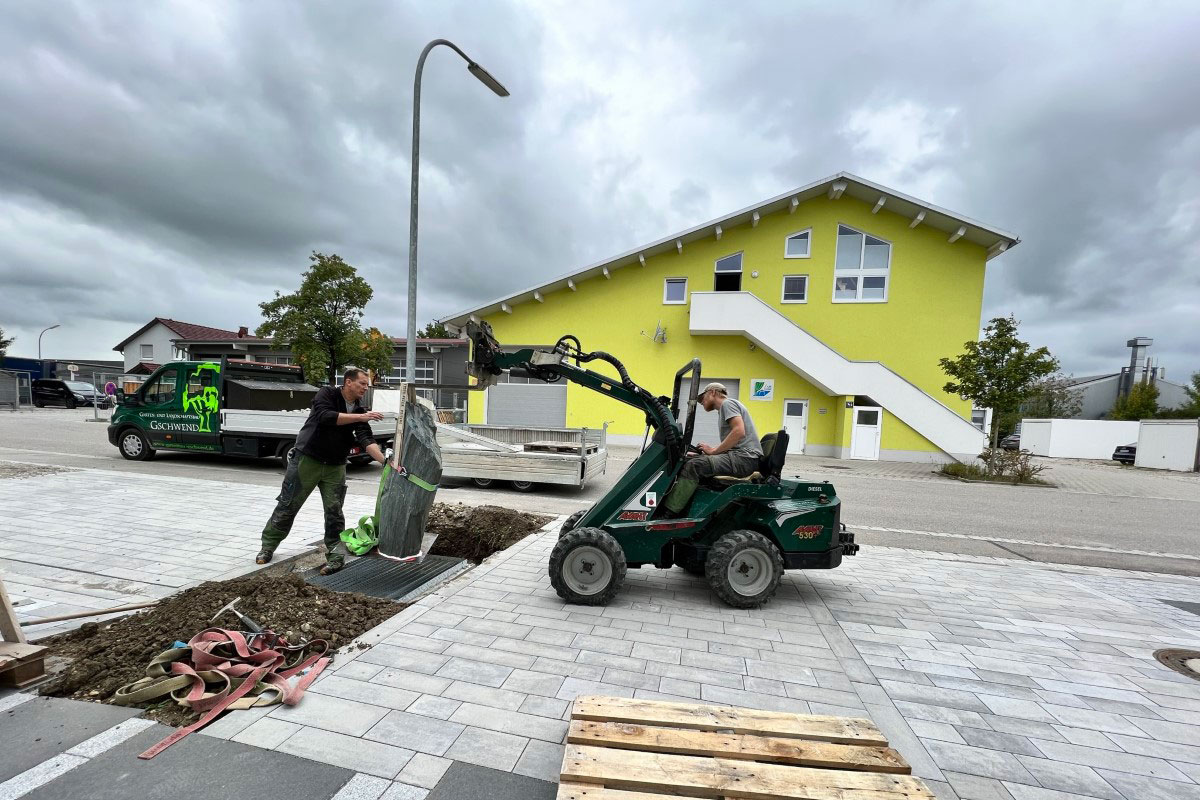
559 696 934 800
524 440 586 453
1 575 47 688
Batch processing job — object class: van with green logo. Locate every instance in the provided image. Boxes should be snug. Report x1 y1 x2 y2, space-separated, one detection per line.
107 359 395 462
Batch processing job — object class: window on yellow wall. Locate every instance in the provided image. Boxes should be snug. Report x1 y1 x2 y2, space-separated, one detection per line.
833 224 890 302
784 230 811 258
714 252 742 292
663 278 688 304
782 275 808 303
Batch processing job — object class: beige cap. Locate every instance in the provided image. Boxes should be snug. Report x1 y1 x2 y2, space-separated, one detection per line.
702 382 727 396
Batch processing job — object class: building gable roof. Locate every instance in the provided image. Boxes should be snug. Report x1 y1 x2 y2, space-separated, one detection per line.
442 171 1020 326
113 318 246 352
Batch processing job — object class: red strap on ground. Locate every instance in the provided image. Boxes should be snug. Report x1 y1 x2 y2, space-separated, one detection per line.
130 626 331 759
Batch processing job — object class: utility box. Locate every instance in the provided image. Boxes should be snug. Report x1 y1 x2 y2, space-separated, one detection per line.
1019 419 1140 460
1135 420 1200 472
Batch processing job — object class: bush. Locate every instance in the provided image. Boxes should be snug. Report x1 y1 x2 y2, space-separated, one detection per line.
939 448 1050 485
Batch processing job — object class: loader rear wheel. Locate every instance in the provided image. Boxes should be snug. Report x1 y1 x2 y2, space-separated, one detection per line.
550 527 626 606
559 510 587 538
705 530 783 609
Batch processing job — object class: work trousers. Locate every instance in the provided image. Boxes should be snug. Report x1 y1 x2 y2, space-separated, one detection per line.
663 451 761 514
261 452 347 560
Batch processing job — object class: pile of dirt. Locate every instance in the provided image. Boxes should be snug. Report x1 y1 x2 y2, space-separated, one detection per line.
39 573 400 723
427 503 552 563
0 461 69 480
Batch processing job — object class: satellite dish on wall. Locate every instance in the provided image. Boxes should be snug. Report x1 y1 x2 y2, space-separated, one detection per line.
641 321 667 344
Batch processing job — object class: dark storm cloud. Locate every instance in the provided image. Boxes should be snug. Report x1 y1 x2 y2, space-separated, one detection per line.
0 1 1196 383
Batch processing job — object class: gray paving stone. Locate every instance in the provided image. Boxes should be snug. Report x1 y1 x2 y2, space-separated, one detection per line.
277 726 414 779
405 695 462 720
379 782 428 800
450 701 570 742
909 719 967 744
501 669 566 698
312 675 421 711
270 692 389 736
976 696 1057 723
519 694 570 719
372 668 453 696
430 627 497 647
337 661 387 682
529 657 605 681
1001 782 1106 800
1108 733 1200 766
570 634 633 656
525 627 578 647
491 636 578 662
1130 716 1200 746
444 642 536 670
330 773 392 800
443 727 529 772
628 642 682 664
1096 769 1200 800
396 753 453 789
943 771 1015 800
681 649 747 674
231 718 303 750
514 739 566 783
364 709 465 756
359 646 451 675
878 681 992 714
442 681 526 711
1030 739 1190 780
576 650 647 672
383 632 452 654
923 739 1037 783
645 660 745 689
1040 704 1147 736
556 677 637 701
435 657 513 688
602 667 661 691
699 684 811 715
743 676 788 697
957 727 1043 757
0 696 141 782
1010 757 1128 800
425 761 556 800
658 677 701 699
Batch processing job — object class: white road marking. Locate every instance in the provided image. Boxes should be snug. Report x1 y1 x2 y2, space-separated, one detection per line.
0 755 87 800
65 718 158 757
0 692 34 713
852 524 1200 561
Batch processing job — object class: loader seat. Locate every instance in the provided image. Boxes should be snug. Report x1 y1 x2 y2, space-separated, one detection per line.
710 430 790 487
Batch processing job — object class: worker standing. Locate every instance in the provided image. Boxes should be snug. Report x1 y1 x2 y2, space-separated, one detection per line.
663 383 763 516
257 367 386 575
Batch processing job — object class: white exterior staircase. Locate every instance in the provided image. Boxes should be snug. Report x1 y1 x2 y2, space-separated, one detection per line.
689 292 985 461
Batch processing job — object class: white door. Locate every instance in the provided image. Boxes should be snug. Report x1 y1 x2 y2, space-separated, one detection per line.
783 399 808 454
850 406 882 460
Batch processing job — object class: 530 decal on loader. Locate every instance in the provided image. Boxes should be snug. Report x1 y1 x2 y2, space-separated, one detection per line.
466 322 858 609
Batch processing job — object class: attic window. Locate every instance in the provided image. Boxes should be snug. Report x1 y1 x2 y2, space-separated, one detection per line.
785 230 811 258
714 252 742 292
834 224 890 302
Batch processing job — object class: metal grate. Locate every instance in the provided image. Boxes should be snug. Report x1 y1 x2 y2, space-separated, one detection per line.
308 554 466 600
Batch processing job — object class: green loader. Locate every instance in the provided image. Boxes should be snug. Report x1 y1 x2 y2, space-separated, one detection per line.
466 322 859 609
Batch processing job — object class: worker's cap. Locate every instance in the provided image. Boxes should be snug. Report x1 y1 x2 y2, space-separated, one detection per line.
702 382 728 396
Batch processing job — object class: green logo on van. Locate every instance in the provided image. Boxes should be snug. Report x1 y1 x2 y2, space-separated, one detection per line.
182 362 221 433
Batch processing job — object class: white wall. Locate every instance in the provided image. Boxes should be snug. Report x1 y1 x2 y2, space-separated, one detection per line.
121 323 178 371
1019 418 1140 459
1136 420 1200 472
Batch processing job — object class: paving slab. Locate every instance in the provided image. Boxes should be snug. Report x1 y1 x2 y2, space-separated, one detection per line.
0 696 141 782
425 762 555 800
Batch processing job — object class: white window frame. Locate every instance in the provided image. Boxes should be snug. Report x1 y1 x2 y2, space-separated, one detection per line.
388 358 436 384
781 274 808 304
663 277 688 305
783 228 812 259
832 223 891 304
140 343 153 360
714 251 743 292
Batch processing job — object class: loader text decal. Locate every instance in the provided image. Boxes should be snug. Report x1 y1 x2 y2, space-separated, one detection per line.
792 525 824 539
146 413 202 432
618 511 649 521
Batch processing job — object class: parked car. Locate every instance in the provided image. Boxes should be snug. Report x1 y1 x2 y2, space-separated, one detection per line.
1113 443 1136 464
32 379 112 409
999 433 1021 451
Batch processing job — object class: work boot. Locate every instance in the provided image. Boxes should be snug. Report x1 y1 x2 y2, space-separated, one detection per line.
255 549 274 565
320 554 345 576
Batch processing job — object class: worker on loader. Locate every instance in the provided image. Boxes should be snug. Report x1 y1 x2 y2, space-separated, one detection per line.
257 367 386 575
663 382 763 516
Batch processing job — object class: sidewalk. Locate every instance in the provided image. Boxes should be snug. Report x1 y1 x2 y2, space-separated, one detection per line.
0 463 374 637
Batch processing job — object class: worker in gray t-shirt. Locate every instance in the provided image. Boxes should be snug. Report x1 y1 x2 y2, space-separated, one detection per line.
663 382 763 516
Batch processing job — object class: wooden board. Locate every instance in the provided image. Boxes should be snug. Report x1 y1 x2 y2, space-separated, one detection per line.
525 440 584 453
0 576 27 644
559 696 933 800
0 641 47 688
571 695 889 746
568 720 910 773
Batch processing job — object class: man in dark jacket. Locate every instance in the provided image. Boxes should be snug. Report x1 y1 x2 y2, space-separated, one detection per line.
258 367 386 574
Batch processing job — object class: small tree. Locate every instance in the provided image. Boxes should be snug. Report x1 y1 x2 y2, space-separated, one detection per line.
258 252 393 385
939 315 1059 448
1110 381 1159 420
1021 373 1084 419
418 320 452 339
1183 371 1200 415
0 327 13 360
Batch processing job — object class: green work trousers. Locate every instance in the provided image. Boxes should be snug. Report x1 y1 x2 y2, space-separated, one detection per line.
261 452 347 559
663 451 760 514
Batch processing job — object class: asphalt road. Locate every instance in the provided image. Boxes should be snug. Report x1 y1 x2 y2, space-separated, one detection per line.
3 408 1198 577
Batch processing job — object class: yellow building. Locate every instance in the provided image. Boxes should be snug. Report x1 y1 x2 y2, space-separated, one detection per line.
443 173 1018 463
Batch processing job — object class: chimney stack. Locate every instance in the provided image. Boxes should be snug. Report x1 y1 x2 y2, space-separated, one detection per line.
238 326 248 338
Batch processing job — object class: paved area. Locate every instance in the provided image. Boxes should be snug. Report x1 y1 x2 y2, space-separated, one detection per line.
0 465 374 637
183 518 1200 800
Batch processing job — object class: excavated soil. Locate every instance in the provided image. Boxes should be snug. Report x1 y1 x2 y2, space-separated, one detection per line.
427 503 553 563
39 573 399 725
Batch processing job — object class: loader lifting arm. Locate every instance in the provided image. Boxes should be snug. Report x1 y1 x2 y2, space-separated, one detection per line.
465 321 697 466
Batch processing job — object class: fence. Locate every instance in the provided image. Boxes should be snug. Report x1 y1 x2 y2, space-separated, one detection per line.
0 370 33 410
89 372 145 422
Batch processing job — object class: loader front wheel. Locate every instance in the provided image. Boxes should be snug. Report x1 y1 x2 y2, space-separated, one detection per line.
559 510 587 538
550 527 626 606
706 530 783 609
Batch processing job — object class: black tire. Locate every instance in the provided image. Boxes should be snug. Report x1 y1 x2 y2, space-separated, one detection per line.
559 510 587 538
34 402 44 408
510 480 536 492
705 530 784 609
549 527 627 605
471 477 495 488
65 398 77 409
118 428 155 461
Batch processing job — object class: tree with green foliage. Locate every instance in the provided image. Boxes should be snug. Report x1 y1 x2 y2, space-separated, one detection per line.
1183 371 1200 415
257 252 394 385
1110 381 1160 420
1021 373 1084 419
418 320 452 339
0 326 13 360
939 315 1059 449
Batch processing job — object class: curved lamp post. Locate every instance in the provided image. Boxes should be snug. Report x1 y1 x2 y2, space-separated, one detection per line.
407 39 508 386
38 324 60 360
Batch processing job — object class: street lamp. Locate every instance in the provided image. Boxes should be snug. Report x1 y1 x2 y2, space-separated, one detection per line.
38 324 60 359
406 39 509 387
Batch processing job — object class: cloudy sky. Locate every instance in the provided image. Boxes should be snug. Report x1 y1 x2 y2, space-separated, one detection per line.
1 1 1197 381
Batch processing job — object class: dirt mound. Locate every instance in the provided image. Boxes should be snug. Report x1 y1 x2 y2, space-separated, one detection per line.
427 503 552 563
39 573 400 721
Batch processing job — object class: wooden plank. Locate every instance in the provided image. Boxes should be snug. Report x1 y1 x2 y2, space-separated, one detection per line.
572 696 888 747
0 575 27 643
561 744 935 800
568 720 910 774
557 783 673 800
